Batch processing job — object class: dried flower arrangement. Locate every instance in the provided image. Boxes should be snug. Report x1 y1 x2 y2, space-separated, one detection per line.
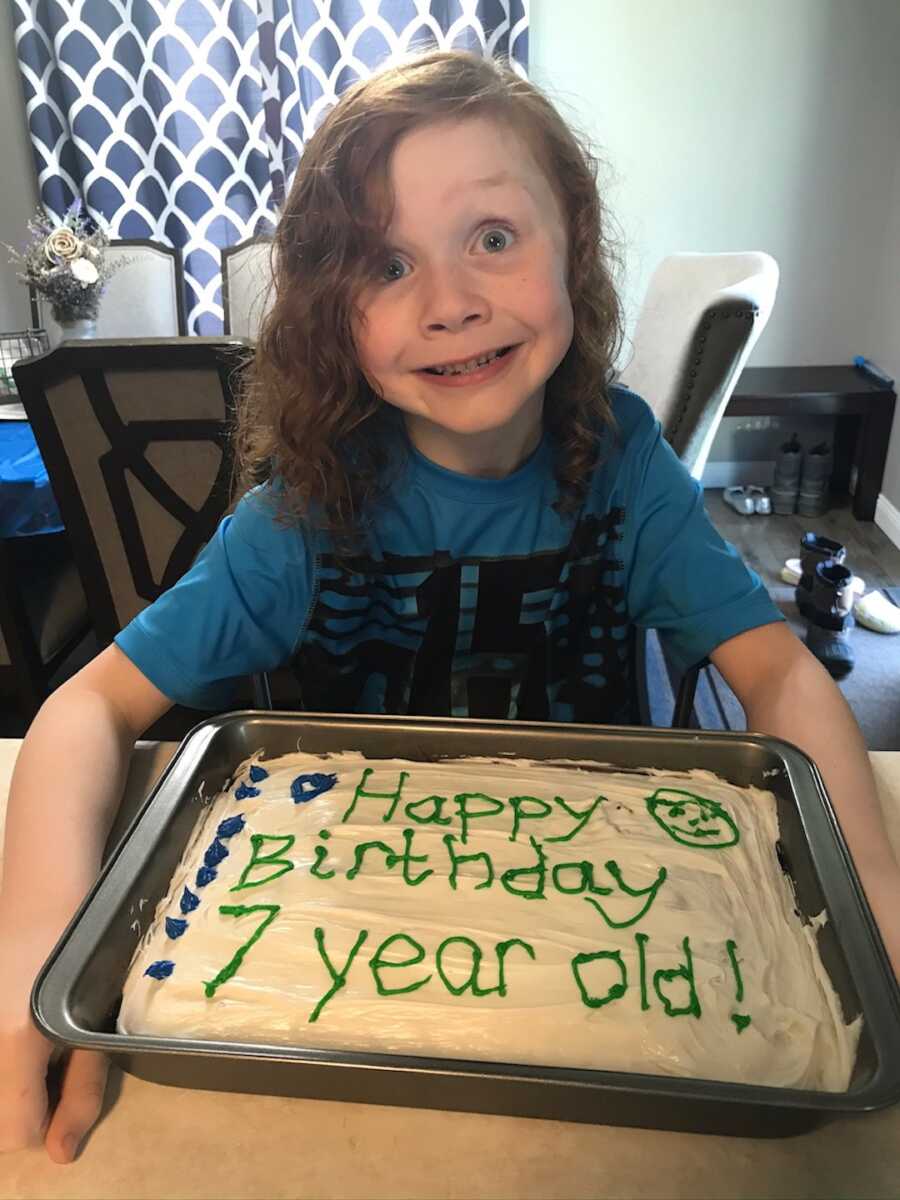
5 200 122 325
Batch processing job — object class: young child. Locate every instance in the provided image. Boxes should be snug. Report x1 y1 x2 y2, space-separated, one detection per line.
1 50 897 1163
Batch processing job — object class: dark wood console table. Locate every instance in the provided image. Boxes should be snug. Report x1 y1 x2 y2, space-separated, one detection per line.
726 365 896 521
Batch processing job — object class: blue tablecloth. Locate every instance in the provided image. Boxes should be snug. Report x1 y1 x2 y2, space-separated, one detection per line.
0 421 64 537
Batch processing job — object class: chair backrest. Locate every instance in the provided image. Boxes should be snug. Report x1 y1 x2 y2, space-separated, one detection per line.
13 337 252 645
620 252 779 479
34 239 187 345
221 236 275 340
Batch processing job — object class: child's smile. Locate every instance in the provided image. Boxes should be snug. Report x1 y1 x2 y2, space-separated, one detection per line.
353 116 574 477
416 342 519 385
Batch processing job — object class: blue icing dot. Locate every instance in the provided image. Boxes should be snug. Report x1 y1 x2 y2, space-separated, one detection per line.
196 864 217 887
145 960 175 980
234 782 260 801
291 772 338 804
165 916 188 939
204 838 229 867
180 886 200 914
249 764 269 782
217 814 245 838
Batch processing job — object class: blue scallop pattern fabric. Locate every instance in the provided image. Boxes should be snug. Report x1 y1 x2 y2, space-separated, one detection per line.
12 1 529 336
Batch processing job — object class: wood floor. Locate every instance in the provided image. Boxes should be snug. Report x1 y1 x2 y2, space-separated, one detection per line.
706 490 900 590
703 487 900 749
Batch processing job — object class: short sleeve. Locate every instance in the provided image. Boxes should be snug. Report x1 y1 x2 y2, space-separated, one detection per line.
114 486 316 708
620 404 783 671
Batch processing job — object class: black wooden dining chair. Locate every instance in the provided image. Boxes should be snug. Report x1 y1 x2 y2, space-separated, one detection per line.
12 337 254 735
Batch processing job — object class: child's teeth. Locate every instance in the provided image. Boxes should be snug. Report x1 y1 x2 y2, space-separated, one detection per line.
432 348 502 375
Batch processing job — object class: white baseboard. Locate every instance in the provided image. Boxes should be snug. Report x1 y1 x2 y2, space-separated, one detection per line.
875 494 900 550
701 460 775 489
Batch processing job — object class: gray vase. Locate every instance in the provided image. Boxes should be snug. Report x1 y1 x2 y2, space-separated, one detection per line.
56 316 97 343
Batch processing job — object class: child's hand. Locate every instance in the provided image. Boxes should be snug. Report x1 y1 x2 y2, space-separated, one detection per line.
0 934 108 1162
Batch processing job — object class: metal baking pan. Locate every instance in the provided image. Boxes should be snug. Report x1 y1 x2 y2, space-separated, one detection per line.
32 713 900 1138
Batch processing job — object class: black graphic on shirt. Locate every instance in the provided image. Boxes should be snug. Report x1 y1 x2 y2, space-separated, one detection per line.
291 509 635 723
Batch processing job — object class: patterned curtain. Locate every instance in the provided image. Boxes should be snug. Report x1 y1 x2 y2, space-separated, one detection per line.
12 1 529 335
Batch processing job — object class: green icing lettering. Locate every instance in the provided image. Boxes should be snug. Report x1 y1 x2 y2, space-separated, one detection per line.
346 838 395 880
726 939 744 1002
404 794 452 826
583 861 667 928
341 767 409 823
435 936 536 997
453 792 505 844
346 829 433 886
369 933 432 996
731 1013 752 1033
310 927 368 1022
635 931 650 1011
571 949 628 1009
508 795 553 842
395 829 434 886
204 903 280 997
230 834 295 892
494 938 536 996
551 859 612 896
646 788 739 850
545 795 606 843
310 831 335 880
443 834 494 891
499 836 547 900
653 936 702 1018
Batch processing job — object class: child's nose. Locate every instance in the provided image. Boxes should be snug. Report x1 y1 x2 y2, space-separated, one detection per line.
421 267 489 335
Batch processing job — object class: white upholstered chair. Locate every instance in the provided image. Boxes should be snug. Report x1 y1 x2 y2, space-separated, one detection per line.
221 236 275 341
619 252 780 480
33 239 186 344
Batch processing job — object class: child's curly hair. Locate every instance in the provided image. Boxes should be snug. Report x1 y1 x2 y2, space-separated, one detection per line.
233 50 624 545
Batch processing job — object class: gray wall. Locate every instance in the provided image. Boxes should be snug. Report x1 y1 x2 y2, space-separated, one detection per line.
2 4 899 511
0 9 38 330
530 0 900 510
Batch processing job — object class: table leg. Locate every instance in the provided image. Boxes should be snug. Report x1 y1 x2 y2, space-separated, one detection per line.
854 392 896 521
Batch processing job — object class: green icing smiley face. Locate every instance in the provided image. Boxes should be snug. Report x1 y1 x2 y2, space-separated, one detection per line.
646 788 740 849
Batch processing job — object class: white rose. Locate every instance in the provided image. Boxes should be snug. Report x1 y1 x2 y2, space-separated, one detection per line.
70 256 99 284
44 227 81 264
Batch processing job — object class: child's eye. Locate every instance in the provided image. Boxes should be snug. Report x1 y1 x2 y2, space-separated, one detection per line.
479 227 514 253
381 256 409 283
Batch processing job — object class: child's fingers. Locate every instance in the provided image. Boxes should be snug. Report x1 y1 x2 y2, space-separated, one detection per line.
44 1050 109 1164
0 1028 51 1152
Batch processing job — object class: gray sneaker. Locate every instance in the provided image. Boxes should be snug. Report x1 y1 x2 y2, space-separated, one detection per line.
724 486 755 515
746 485 771 514
797 442 833 517
772 433 802 514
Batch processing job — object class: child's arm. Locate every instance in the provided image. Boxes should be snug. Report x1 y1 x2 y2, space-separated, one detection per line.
711 621 900 978
0 645 173 1162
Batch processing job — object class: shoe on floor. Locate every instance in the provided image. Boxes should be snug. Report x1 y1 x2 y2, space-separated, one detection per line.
724 486 755 515
805 621 855 678
782 556 864 594
854 590 900 634
795 533 847 619
746 485 771 515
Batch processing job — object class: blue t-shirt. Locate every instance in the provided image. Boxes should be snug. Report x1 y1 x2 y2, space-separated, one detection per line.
116 387 781 721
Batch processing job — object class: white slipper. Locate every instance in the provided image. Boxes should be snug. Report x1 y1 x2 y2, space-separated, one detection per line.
780 558 802 585
780 557 865 594
854 590 900 634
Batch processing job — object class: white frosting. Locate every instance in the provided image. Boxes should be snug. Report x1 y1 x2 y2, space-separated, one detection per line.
118 752 860 1090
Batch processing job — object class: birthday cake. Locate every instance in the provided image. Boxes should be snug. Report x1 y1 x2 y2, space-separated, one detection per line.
117 751 860 1090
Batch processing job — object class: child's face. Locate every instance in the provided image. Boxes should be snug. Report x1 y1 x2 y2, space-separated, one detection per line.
353 116 574 474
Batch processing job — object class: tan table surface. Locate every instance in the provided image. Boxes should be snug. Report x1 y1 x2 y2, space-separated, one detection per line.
1 738 899 1200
